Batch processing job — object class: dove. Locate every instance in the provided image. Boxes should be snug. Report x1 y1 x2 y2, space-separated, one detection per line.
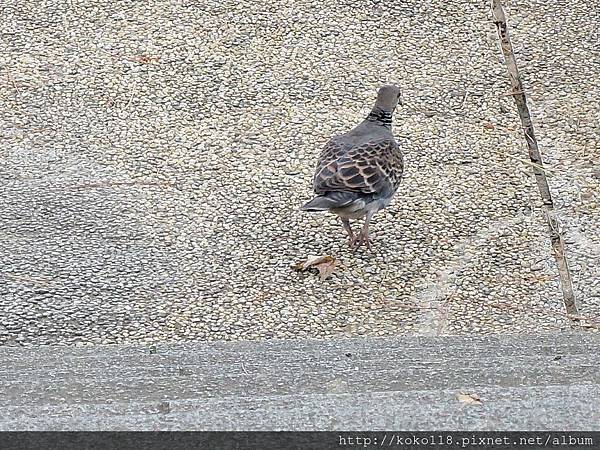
301 84 404 249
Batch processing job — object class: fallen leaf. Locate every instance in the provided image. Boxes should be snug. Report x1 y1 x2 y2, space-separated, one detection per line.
457 393 482 405
292 255 340 280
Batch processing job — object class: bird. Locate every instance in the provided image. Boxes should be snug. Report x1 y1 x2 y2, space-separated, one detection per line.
301 84 404 250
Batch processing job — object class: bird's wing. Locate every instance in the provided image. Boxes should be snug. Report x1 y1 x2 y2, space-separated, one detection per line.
313 138 403 197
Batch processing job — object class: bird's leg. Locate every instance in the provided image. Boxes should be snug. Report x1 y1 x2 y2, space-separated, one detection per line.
341 218 355 246
352 211 374 251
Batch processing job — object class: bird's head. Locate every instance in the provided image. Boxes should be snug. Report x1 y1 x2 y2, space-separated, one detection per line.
375 84 402 111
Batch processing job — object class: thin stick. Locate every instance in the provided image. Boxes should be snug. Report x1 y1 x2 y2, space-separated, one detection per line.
488 301 599 330
491 0 578 316
497 151 557 176
460 89 469 110
124 90 135 110
497 90 525 97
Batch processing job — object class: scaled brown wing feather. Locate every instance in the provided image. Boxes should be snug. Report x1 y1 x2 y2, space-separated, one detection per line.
313 138 403 196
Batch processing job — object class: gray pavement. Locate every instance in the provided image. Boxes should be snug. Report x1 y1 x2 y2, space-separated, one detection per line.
1 1 599 343
1 334 598 430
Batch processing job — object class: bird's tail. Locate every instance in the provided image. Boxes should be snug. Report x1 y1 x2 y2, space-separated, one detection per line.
300 192 358 211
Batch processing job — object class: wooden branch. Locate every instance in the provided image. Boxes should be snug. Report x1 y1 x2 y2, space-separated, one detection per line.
491 0 578 316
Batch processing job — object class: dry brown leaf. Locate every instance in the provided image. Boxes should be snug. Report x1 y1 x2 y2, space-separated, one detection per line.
292 255 339 280
457 393 482 405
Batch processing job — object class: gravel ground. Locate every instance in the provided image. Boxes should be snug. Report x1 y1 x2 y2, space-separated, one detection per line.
0 0 598 346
